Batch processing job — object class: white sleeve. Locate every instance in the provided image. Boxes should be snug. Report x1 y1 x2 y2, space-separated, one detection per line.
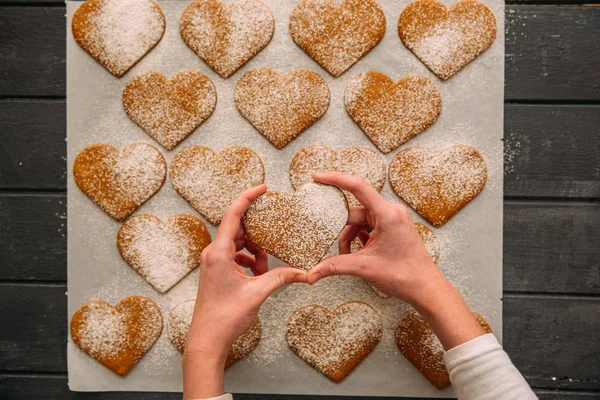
444 333 538 400
190 395 232 400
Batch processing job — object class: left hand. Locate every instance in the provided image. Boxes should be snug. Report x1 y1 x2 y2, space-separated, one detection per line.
183 184 307 399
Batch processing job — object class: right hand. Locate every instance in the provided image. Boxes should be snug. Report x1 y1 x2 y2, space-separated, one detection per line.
308 171 446 307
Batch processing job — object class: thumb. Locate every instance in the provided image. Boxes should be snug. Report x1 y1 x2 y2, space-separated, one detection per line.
307 254 363 285
255 266 307 299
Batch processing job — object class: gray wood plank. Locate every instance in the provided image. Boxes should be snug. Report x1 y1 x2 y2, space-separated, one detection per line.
1 6 599 100
2 101 599 197
505 6 600 101
0 7 65 97
504 104 600 199
504 294 600 391
0 100 66 189
0 194 66 281
2 195 599 295
1 285 599 391
1 377 598 400
504 201 600 294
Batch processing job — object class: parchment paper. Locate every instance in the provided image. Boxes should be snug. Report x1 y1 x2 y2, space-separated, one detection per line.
67 0 504 396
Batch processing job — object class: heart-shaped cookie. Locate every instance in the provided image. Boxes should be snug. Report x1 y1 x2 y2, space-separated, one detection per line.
70 296 163 376
289 0 386 77
243 183 348 270
117 214 211 293
396 310 492 389
167 300 261 368
352 222 439 297
123 71 217 150
180 0 275 78
71 0 166 77
345 72 442 154
286 302 382 382
170 146 265 225
398 0 497 80
73 143 167 222
389 146 487 227
289 145 385 207
235 69 330 149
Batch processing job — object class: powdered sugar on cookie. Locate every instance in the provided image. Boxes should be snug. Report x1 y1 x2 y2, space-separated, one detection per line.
72 0 166 77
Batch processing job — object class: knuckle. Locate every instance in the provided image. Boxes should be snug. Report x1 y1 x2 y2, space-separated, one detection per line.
350 175 367 189
277 273 287 288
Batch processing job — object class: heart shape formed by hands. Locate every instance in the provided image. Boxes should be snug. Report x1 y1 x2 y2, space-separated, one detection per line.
286 302 382 382
71 0 166 77
70 296 163 376
289 0 386 77
289 144 385 207
389 146 487 227
170 146 265 225
398 0 497 80
180 0 275 78
73 143 167 222
345 72 442 154
396 310 492 389
243 183 348 270
123 71 217 150
167 300 261 368
117 214 211 293
235 69 330 149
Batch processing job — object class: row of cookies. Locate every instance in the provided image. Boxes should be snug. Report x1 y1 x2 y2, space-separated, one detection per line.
70 295 491 390
124 69 441 154
74 142 487 229
73 0 496 80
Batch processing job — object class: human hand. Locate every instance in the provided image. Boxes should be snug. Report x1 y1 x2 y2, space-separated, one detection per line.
307 172 443 307
183 185 307 399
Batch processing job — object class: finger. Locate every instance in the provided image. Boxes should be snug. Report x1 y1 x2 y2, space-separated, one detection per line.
246 237 269 275
254 267 307 299
338 225 362 254
313 172 387 212
307 254 366 284
347 206 369 226
358 230 371 247
216 184 267 243
234 252 262 277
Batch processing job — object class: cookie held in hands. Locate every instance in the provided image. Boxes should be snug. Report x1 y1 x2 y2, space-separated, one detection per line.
117 214 211 293
289 144 386 207
71 0 166 77
389 146 487 227
345 72 442 154
243 183 348 270
123 71 217 150
167 300 261 368
70 296 163 376
180 0 275 78
73 143 167 222
235 69 330 149
170 146 265 225
395 310 492 389
289 0 386 77
286 302 382 382
398 0 497 80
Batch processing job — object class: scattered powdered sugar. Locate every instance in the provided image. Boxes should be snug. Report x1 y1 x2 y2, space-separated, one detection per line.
234 69 330 149
117 215 209 293
396 310 445 371
400 0 497 80
166 300 196 352
243 183 348 270
73 0 166 77
289 144 386 206
289 0 386 77
170 146 265 225
344 72 442 154
286 302 382 378
75 303 127 358
113 144 167 205
180 0 275 78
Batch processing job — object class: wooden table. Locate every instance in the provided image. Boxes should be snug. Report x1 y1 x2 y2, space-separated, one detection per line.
0 1 599 399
